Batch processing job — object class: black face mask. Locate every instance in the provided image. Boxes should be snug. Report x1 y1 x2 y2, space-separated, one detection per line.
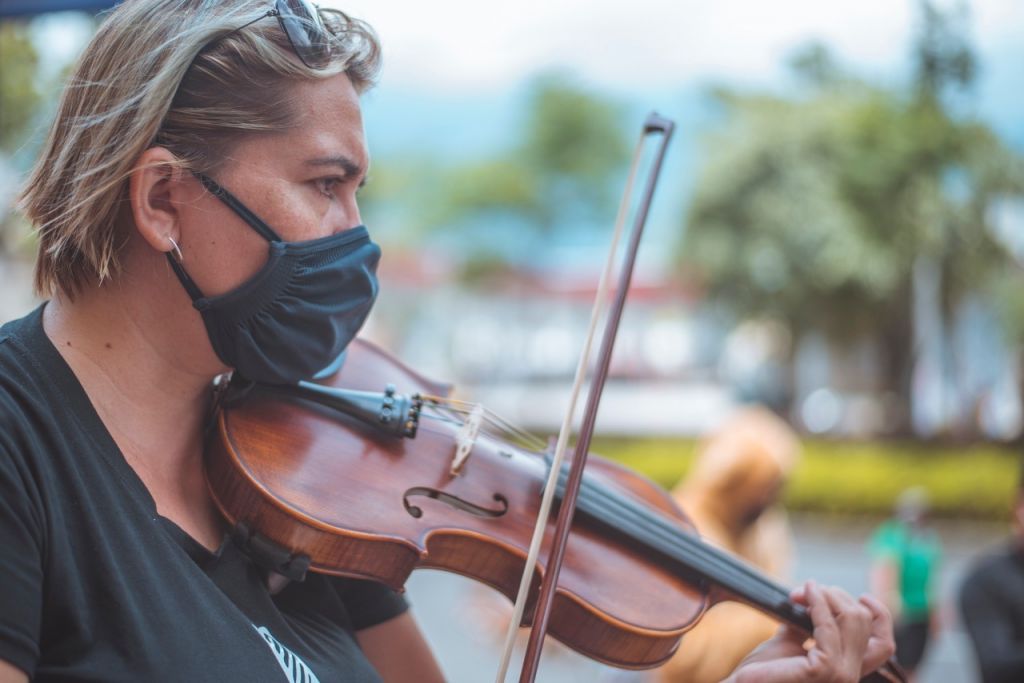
167 173 380 385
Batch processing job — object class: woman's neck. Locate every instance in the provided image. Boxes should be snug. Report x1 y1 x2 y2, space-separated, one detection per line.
43 280 215 487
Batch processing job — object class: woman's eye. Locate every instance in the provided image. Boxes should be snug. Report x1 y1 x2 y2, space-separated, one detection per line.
315 177 342 197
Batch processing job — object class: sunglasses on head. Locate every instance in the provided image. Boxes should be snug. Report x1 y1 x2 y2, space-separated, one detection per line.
220 0 332 69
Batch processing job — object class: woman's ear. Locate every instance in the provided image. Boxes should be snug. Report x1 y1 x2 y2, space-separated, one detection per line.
128 147 188 254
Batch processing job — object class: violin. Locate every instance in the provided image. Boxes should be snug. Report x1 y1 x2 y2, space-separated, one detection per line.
204 338 906 682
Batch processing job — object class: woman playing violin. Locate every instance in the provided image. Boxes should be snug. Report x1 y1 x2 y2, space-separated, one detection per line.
0 1 894 681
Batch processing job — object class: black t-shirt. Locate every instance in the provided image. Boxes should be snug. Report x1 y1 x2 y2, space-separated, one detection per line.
0 305 407 682
958 541 1024 683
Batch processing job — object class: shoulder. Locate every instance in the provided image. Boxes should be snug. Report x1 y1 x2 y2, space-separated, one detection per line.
0 304 84 430
868 519 903 552
872 518 901 537
0 305 51 394
0 308 54 449
330 577 409 631
0 316 51 555
960 544 1017 596
0 304 43 350
0 306 75 507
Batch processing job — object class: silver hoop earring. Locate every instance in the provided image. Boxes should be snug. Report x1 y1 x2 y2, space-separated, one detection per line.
167 236 183 262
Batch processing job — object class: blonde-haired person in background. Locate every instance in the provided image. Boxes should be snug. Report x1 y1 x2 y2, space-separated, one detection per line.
0 1 894 681
656 407 801 683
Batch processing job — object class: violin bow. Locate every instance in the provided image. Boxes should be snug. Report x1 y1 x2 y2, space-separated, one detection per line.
493 112 676 683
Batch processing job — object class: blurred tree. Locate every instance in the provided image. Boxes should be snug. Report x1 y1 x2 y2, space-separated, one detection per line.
425 73 629 247
0 21 43 257
518 72 630 232
913 0 975 100
0 22 41 151
360 73 630 282
679 0 1024 432
787 41 845 89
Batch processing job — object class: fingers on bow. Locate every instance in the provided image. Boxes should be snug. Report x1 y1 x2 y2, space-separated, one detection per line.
857 593 898 675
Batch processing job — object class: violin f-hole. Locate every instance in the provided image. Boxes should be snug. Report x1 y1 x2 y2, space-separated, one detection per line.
403 487 508 519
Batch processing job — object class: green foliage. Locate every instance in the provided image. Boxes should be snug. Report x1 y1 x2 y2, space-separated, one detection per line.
680 3 1024 417
518 73 630 231
360 74 630 266
787 42 846 89
683 82 1021 340
419 73 629 245
0 22 42 151
435 159 540 224
990 263 1024 344
786 440 1015 519
591 437 699 489
912 0 975 98
358 156 450 239
592 436 1019 520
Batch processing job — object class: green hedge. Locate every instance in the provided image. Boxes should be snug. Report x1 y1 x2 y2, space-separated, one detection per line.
590 437 1020 520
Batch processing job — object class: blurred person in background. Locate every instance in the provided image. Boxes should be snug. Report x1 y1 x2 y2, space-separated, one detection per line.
868 487 943 679
958 460 1024 683
0 1 896 681
656 407 800 683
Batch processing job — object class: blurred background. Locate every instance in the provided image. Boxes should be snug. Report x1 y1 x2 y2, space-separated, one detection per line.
1 0 1022 681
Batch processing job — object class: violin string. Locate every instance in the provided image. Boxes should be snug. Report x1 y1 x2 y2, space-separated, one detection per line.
613 500 791 613
414 412 543 455
574 482 792 614
635 525 791 619
475 409 547 450
413 399 791 614
446 412 542 452
572 486 746 594
549 462 792 609
563 470 796 616
411 405 786 618
417 397 547 451
409 399 792 620
577 474 793 610
637 514 799 621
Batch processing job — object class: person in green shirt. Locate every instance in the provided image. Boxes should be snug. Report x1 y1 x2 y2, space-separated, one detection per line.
868 487 943 678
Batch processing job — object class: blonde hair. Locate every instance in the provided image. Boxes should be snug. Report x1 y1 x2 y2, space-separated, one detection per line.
682 407 800 500
19 0 381 298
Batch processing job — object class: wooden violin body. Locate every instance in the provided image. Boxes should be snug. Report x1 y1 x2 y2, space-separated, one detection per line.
207 339 706 668
205 338 905 681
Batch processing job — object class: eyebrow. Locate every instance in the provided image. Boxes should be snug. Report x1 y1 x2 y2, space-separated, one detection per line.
304 155 368 185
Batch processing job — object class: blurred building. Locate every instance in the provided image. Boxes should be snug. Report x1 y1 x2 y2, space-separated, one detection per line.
364 250 740 437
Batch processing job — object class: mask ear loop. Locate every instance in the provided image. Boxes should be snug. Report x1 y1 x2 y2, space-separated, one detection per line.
193 172 283 243
165 236 205 301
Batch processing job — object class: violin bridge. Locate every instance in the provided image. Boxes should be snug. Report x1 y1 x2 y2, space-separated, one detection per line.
450 404 484 476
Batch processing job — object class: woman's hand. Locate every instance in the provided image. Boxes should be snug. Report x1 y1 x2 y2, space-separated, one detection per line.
724 581 895 683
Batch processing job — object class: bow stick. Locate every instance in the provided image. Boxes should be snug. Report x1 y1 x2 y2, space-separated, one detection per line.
494 112 676 683
492 116 648 683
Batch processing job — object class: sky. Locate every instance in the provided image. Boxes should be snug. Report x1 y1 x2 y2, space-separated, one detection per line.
32 0 1024 144
317 0 1024 178
327 0 1023 94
